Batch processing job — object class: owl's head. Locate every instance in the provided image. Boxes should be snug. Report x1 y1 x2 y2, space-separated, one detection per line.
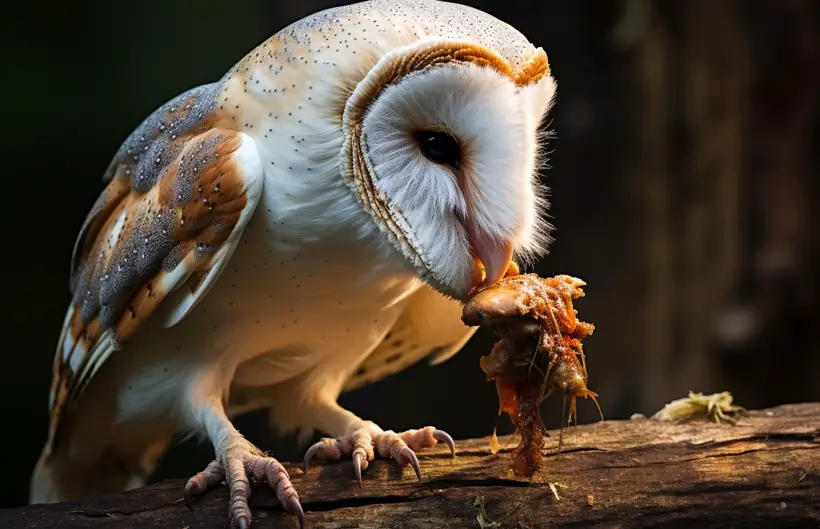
341 37 557 302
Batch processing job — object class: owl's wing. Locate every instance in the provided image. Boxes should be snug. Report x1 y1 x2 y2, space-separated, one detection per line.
45 85 264 455
342 284 477 393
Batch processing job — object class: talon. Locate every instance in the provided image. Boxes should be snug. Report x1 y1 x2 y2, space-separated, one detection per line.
284 495 306 529
433 429 456 456
235 516 249 529
302 441 322 472
353 452 364 487
398 446 422 480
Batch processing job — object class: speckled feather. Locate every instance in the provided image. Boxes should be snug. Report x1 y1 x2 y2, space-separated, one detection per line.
33 0 556 514
49 121 264 452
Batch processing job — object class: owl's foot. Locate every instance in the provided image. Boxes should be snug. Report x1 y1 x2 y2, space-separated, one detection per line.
184 438 304 529
302 425 455 486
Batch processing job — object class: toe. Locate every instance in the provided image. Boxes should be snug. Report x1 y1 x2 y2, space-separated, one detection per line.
350 428 374 483
399 426 456 455
247 456 305 526
184 460 224 509
302 437 343 471
302 429 376 487
225 457 253 527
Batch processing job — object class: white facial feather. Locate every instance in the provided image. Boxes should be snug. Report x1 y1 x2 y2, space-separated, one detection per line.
362 62 557 296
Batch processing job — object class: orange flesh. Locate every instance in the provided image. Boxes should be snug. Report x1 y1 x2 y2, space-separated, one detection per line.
495 368 545 477
465 273 597 478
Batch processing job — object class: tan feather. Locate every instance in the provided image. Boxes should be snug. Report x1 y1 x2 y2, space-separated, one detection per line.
46 119 264 456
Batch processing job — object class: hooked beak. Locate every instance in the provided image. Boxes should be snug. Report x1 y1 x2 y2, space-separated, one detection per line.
466 222 514 292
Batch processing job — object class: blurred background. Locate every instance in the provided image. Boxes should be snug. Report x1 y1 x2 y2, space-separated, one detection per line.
2 0 818 509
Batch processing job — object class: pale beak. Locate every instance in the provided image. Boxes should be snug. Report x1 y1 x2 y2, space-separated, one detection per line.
466 223 514 290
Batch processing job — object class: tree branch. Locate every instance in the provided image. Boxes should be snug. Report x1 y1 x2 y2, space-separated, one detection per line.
6 403 819 528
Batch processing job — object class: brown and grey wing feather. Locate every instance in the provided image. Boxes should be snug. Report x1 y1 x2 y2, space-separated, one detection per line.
46 97 263 456
342 284 477 393
69 83 225 291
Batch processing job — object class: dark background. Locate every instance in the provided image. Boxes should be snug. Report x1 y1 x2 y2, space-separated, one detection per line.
2 0 818 509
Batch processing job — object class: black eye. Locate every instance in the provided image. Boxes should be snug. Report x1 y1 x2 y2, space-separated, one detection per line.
416 131 461 169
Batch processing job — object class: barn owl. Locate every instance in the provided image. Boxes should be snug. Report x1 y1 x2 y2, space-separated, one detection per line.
30 0 557 527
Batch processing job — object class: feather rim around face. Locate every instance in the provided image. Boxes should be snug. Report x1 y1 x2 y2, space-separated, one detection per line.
340 37 552 299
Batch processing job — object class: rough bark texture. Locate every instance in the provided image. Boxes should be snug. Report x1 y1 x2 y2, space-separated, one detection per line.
5 403 819 528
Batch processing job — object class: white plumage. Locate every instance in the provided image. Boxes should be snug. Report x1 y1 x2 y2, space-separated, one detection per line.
30 1 558 527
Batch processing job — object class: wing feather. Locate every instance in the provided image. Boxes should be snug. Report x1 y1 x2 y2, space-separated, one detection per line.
45 92 264 455
342 284 477 393
69 83 224 290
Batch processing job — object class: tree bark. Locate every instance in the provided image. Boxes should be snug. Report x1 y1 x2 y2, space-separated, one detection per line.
5 403 819 528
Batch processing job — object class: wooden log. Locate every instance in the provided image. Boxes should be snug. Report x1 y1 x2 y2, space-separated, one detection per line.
5 403 818 528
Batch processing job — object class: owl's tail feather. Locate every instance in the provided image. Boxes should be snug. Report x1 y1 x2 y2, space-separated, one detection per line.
29 437 170 504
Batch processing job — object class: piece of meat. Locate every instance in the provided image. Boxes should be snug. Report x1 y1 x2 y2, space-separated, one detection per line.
462 273 598 477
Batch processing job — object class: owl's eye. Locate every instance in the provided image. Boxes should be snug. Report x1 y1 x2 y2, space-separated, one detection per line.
416 131 461 170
